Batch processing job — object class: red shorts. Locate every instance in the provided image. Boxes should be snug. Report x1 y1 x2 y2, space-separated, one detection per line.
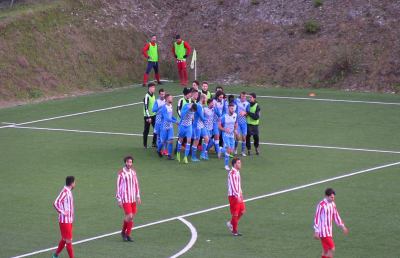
122 202 137 215
320 237 335 252
229 196 246 216
176 60 187 70
59 223 73 240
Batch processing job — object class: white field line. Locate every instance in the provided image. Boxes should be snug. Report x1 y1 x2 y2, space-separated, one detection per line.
254 95 400 106
10 160 400 258
170 218 198 258
2 92 398 130
0 94 182 130
8 125 400 155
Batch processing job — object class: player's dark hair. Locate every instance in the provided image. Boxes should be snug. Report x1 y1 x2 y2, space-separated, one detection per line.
228 103 235 107
175 34 181 39
193 80 199 86
231 157 240 167
207 99 213 105
215 86 223 92
148 82 156 88
228 94 235 102
165 93 171 99
66 176 75 186
202 81 209 86
250 92 257 98
190 103 198 112
215 91 224 99
325 188 336 196
240 91 246 96
124 156 134 163
159 88 164 94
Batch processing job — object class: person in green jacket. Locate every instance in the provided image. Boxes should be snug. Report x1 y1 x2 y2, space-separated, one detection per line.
245 93 261 155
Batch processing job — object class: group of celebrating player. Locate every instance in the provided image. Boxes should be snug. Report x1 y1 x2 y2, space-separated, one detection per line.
143 80 261 171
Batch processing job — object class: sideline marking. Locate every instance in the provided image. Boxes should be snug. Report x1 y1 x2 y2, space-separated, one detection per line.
8 125 400 155
170 218 198 258
2 92 399 130
10 161 400 258
255 95 400 106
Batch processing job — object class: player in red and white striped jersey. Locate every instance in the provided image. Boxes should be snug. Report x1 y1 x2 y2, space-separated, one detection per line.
52 176 76 258
313 188 349 258
226 157 246 236
116 156 141 242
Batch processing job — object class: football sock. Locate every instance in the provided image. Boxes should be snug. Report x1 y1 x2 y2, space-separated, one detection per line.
242 142 246 152
202 143 207 156
207 139 213 150
177 141 182 152
66 243 74 258
155 73 160 82
55 240 66 255
235 140 238 150
143 73 148 84
157 141 163 152
214 140 220 154
122 220 128 234
184 144 191 157
224 152 230 166
231 216 239 233
126 221 133 236
191 146 197 159
168 143 173 155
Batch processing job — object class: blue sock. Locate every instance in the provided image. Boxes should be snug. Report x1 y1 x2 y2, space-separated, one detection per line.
157 141 163 152
242 142 246 152
214 140 220 154
224 152 230 166
177 141 182 152
202 143 207 156
192 146 197 159
168 142 173 155
235 140 238 150
221 146 226 155
185 144 191 157
207 139 214 151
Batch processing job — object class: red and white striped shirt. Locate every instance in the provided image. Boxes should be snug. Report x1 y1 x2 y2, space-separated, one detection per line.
227 167 242 198
116 167 140 204
53 186 74 223
313 198 344 237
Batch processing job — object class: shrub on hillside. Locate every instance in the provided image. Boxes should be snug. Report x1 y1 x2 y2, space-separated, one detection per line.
304 20 320 34
313 0 323 8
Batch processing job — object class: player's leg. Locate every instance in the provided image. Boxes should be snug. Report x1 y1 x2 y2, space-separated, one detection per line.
157 130 165 157
151 116 157 147
177 61 184 85
191 128 200 161
143 117 151 148
181 61 188 85
143 62 152 86
200 130 209 160
153 62 162 84
167 128 174 159
223 136 232 170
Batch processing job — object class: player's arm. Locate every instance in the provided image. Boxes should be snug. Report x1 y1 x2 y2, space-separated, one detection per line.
134 174 141 205
116 173 123 207
152 100 159 113
183 41 191 57
197 104 205 122
247 105 260 120
180 103 190 118
334 206 348 235
177 99 183 118
313 204 322 239
142 43 150 59
54 191 68 215
144 95 151 119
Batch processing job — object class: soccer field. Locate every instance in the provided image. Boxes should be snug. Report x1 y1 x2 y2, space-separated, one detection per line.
0 83 399 258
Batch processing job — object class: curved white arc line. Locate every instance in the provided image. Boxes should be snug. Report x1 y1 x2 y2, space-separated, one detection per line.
169 217 198 258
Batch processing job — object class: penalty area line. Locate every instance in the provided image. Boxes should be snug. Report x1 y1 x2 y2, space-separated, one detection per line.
10 160 400 258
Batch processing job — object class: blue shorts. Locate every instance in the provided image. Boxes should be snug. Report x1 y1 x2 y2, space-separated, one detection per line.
213 123 220 136
237 122 247 136
154 122 161 134
223 135 235 149
193 127 209 140
160 128 174 142
145 61 159 74
178 125 193 139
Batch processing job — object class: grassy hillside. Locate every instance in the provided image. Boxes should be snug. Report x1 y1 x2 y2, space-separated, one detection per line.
0 0 163 104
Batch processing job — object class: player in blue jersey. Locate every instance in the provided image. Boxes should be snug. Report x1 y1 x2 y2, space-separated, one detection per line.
235 92 249 156
176 102 197 164
152 88 166 155
192 94 210 161
213 91 226 158
219 103 238 171
157 94 178 160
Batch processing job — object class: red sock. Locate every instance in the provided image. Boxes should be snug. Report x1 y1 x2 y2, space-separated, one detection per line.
231 216 239 233
122 220 128 234
66 242 74 258
126 221 133 236
56 240 66 255
143 73 149 84
155 73 160 82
